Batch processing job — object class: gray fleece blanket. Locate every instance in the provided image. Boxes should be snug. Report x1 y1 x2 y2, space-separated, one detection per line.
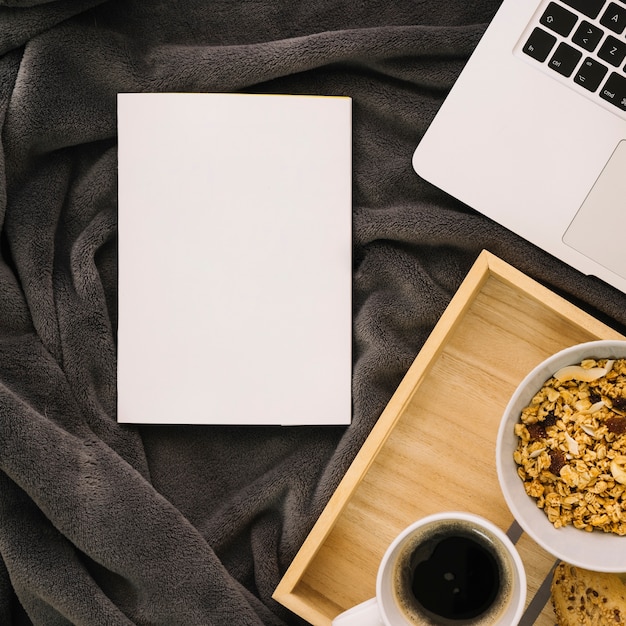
2 0 626 624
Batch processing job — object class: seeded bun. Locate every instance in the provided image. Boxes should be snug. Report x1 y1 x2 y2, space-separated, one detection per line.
551 562 626 625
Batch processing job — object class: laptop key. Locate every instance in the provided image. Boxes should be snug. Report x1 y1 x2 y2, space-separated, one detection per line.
572 21 604 51
523 27 557 62
560 0 606 19
600 72 626 109
540 2 579 36
598 35 626 66
600 2 626 33
574 57 609 90
548 41 583 76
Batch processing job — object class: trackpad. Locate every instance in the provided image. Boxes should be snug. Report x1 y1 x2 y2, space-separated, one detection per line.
563 140 626 280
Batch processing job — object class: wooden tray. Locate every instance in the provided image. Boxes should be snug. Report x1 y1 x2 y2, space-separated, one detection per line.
273 250 626 625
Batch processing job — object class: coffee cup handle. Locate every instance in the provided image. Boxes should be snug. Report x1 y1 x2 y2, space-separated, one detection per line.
331 598 384 626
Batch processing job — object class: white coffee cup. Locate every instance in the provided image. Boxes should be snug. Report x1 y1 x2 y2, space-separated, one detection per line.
332 512 526 626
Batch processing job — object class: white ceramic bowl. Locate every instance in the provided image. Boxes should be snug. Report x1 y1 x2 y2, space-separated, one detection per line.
496 339 626 572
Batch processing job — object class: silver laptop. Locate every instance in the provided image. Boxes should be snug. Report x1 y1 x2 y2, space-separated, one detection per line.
413 0 626 293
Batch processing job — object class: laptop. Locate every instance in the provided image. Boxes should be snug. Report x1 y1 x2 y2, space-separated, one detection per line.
413 0 626 294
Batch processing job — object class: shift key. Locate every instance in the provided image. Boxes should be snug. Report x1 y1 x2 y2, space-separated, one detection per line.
560 0 606 19
600 72 626 110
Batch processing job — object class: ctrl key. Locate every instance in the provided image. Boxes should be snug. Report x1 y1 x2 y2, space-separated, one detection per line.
599 72 626 110
523 27 557 62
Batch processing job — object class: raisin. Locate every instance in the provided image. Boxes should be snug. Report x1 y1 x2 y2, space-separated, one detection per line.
612 396 626 412
549 450 567 474
527 422 547 440
589 391 602 404
543 412 558 428
606 416 626 435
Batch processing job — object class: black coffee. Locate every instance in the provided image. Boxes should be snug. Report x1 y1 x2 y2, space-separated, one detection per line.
393 521 512 625
411 534 499 619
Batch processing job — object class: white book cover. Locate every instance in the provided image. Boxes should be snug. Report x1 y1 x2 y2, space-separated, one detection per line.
117 93 352 425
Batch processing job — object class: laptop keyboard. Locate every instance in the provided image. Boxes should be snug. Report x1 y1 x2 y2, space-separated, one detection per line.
521 0 626 115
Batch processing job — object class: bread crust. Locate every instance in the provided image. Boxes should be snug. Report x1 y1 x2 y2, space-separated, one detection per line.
551 562 626 625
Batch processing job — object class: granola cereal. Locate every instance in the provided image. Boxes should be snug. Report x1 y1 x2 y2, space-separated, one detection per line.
514 357 626 535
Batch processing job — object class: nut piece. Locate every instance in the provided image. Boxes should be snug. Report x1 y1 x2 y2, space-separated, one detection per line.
611 456 626 485
553 361 613 382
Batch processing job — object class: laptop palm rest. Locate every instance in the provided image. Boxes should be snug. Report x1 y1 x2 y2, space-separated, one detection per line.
563 140 626 281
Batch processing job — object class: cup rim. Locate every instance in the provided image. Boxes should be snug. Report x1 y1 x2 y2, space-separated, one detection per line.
375 511 527 625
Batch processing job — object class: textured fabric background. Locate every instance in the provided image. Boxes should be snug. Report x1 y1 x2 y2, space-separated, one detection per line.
2 0 626 624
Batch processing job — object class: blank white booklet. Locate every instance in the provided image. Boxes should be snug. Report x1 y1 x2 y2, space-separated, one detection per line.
117 92 352 426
